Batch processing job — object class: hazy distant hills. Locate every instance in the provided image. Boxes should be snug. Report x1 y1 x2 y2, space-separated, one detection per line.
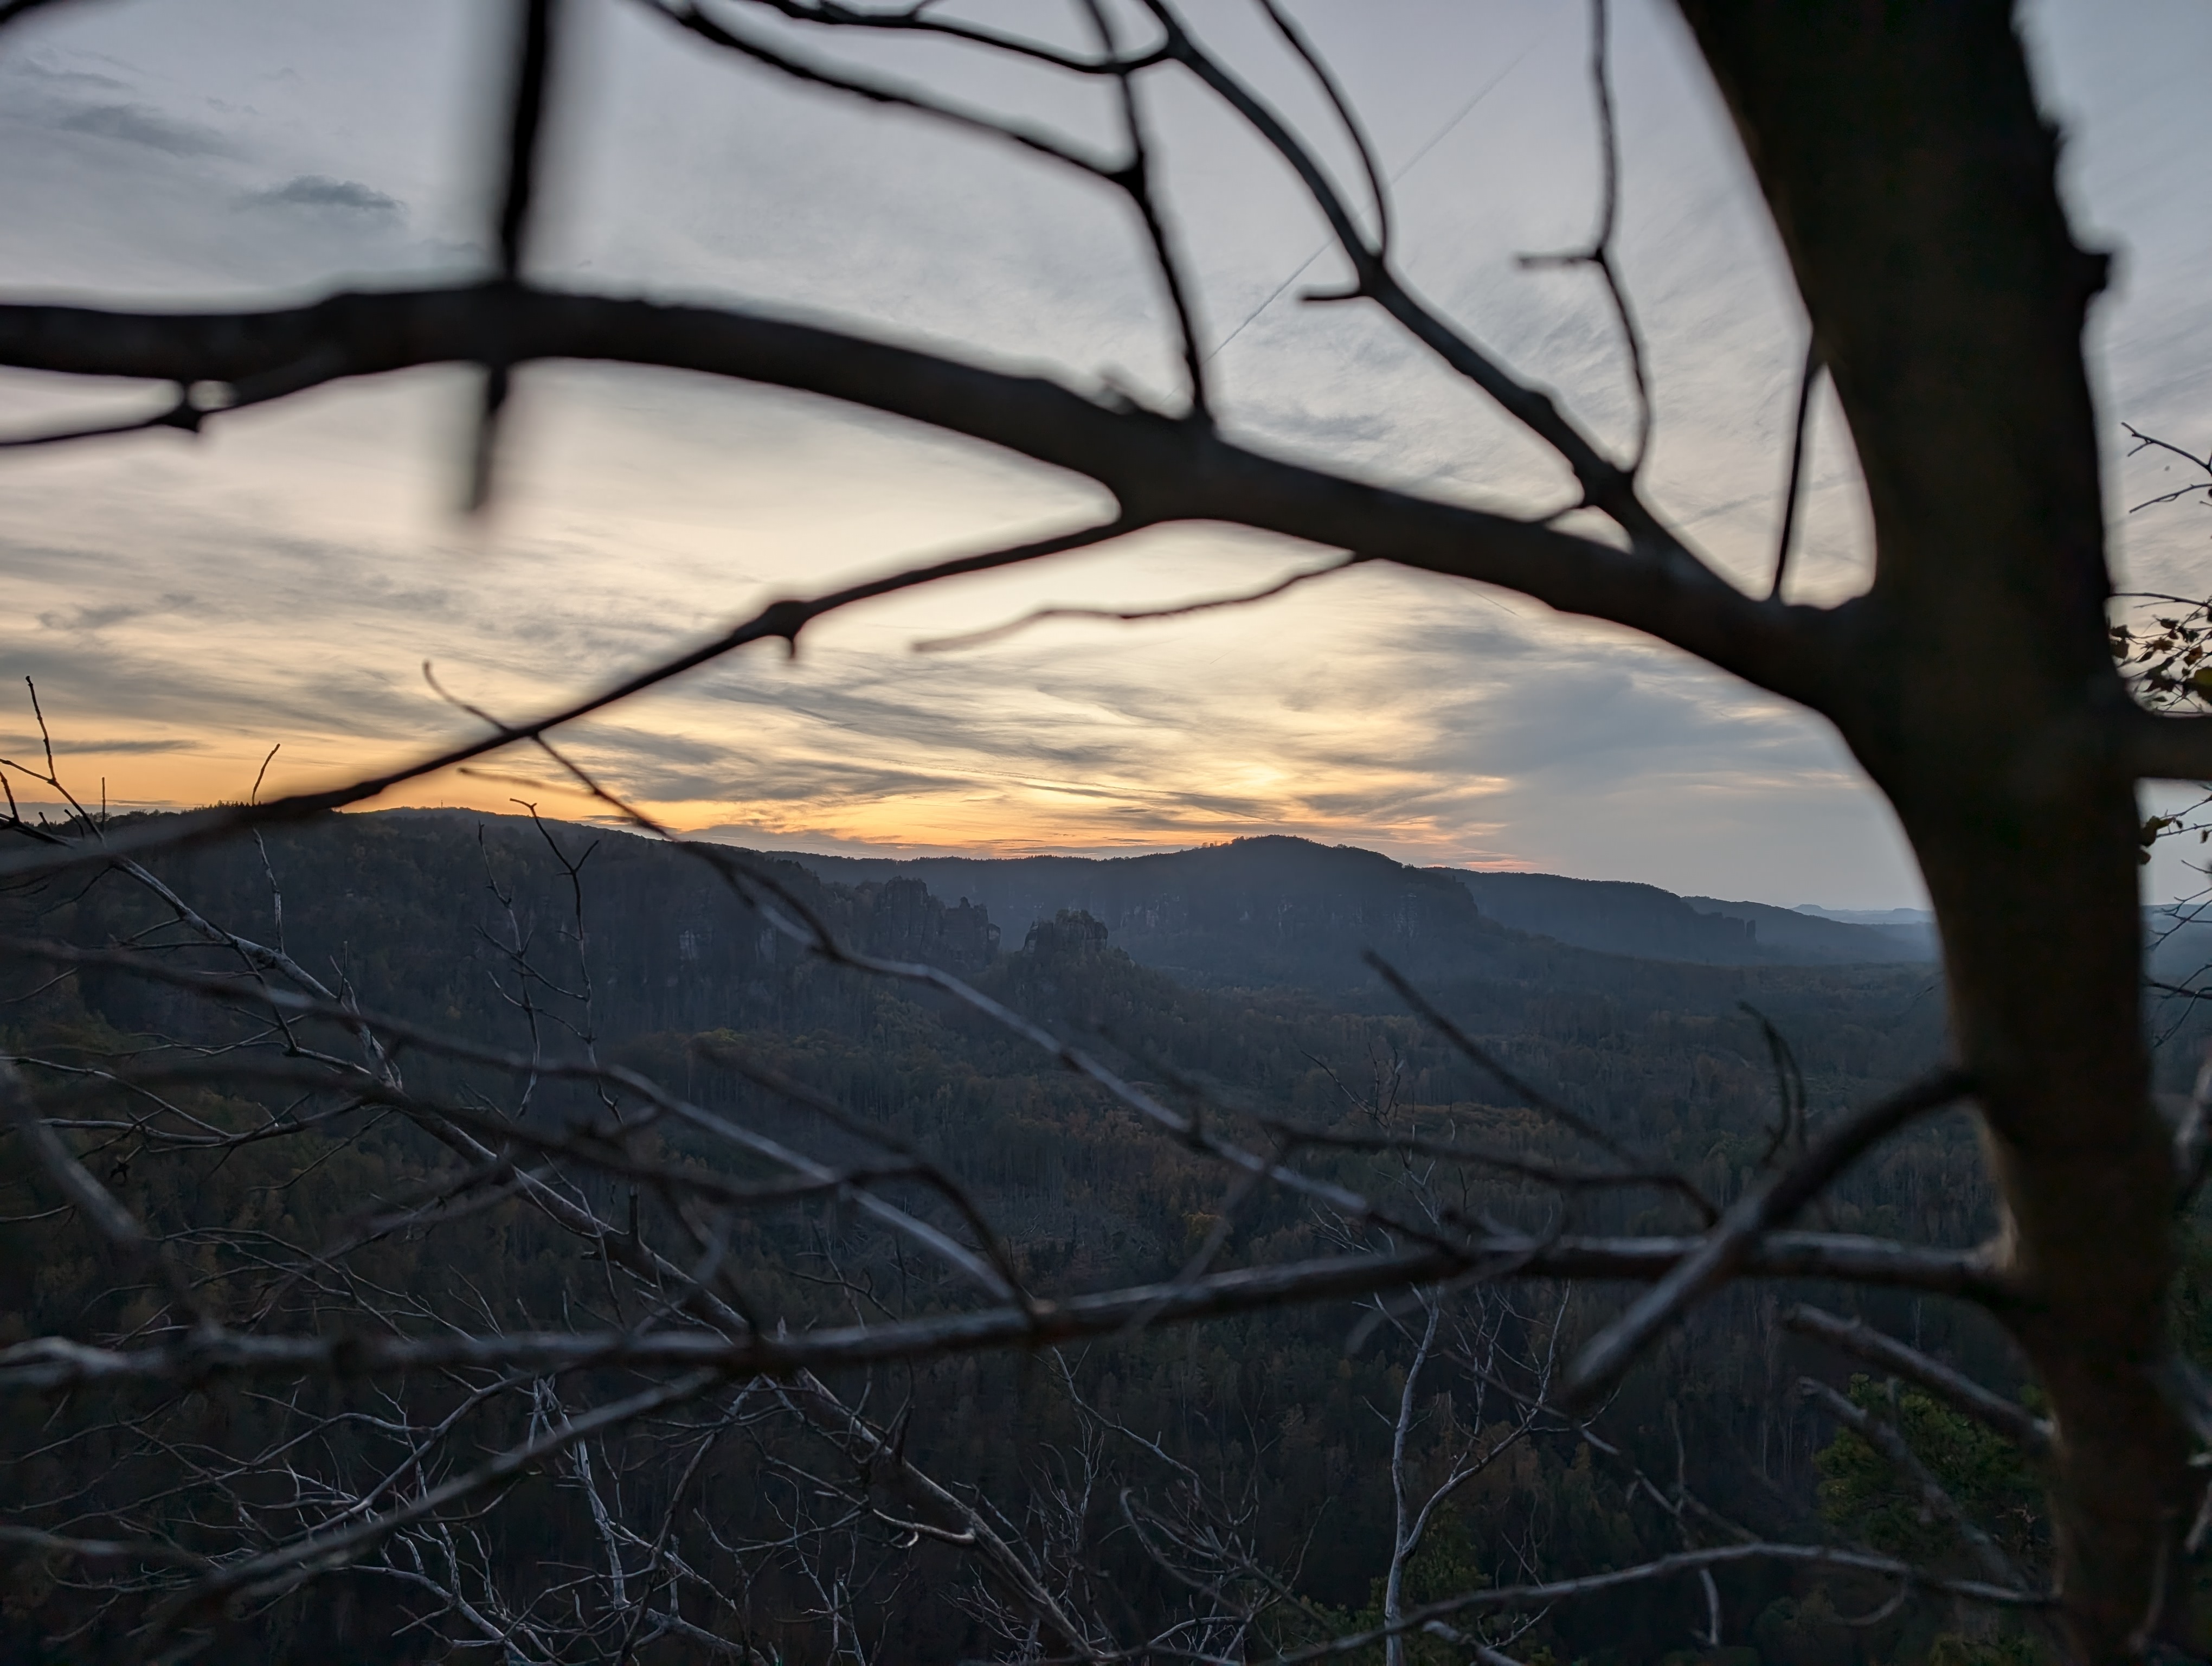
1455 871 1933 965
783 834 1933 981
34 816 1931 1052
788 836 1509 993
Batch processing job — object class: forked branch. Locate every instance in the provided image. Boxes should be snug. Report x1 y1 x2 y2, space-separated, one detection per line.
1783 1303 2052 1455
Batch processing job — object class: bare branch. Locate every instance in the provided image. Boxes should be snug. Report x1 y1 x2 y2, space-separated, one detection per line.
644 1 1118 178
494 0 555 278
2123 423 2212 514
913 555 1361 654
1562 1066 1976 1404
1251 0 1391 255
1783 1304 2052 1455
1244 1118 1715 1209
691 0 1170 76
1266 1540 2049 1663
1141 0 1658 536
1797 1376 2024 1588
468 0 562 510
783 1373 1107 1659
0 287 1818 728
1202 40 1539 364
150 1368 723 1633
1769 334 1823 600
0 1232 2005 1395
1081 0 1208 418
1517 0 1651 470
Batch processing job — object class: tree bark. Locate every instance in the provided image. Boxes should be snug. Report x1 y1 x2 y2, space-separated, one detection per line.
1676 2 2194 1653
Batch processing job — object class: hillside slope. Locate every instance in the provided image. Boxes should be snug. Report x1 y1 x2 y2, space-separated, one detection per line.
790 835 1927 976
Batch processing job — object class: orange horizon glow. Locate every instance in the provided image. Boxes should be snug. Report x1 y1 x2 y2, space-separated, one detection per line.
9 734 1536 872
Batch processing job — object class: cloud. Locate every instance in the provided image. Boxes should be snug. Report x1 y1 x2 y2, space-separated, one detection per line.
39 601 149 633
0 0 2203 912
250 174 402 215
37 596 191 633
55 102 229 157
8 56 130 93
0 734 202 755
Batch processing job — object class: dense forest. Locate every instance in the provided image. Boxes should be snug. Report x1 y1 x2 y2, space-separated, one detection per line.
3 811 2203 1663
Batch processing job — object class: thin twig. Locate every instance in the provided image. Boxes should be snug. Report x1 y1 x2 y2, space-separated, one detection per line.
914 555 1360 653
1769 335 1822 600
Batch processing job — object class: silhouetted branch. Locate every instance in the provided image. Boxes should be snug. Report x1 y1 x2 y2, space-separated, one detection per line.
1517 0 1650 469
1252 0 1391 255
2123 424 2212 514
913 555 1362 654
0 285 1823 759
0 1525 204 1568
1142 1 1657 540
1769 334 1823 600
644 0 1119 178
467 0 561 510
9 954 1026 1305
782 1372 1107 1659
708 0 1174 74
1251 1117 1711 1215
1083 0 1208 418
1563 1066 1976 1404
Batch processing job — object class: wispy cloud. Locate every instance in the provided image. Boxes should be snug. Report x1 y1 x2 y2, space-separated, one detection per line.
249 174 402 215
0 0 2205 910
55 101 231 157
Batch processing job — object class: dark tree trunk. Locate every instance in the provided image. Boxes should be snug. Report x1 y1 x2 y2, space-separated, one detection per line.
1676 2 2192 1652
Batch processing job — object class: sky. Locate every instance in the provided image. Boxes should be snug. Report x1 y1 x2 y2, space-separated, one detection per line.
1 0 2210 909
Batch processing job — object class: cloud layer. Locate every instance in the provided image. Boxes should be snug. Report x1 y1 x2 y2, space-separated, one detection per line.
2 0 2208 908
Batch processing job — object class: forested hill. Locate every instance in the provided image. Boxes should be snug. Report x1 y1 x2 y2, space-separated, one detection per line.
29 812 1934 1029
8 806 1968 1380
785 834 1928 977
0 808 2018 1664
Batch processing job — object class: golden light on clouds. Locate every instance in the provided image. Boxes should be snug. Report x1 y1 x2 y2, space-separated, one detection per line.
3 0 2208 906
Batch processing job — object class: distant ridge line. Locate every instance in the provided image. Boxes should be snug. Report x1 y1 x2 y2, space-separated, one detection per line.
775 834 1933 973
